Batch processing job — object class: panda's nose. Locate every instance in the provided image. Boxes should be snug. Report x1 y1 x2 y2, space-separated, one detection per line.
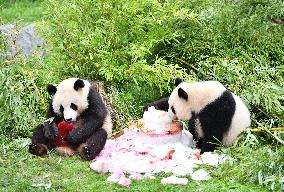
65 118 72 122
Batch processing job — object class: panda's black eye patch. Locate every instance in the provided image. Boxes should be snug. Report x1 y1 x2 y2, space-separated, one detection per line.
171 106 176 114
60 105 64 113
70 103 78 111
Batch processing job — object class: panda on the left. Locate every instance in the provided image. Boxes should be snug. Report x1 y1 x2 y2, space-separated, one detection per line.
29 78 112 161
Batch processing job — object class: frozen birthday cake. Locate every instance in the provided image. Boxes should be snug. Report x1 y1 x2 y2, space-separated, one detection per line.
127 106 183 144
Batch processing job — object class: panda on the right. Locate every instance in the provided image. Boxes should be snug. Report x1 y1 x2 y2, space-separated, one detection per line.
144 78 251 154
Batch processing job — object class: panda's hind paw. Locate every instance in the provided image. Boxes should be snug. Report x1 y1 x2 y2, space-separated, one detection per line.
29 144 48 156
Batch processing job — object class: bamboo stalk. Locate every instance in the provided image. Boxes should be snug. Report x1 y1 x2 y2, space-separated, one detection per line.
244 127 284 145
245 127 284 133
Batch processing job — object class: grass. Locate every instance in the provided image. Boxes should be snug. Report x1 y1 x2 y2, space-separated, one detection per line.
0 138 272 192
0 0 284 191
0 0 44 24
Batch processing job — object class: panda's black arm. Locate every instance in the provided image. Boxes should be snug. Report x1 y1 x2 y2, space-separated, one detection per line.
65 88 108 145
65 110 106 145
143 97 169 112
43 102 63 140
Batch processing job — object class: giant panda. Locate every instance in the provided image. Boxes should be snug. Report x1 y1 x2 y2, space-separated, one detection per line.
144 78 251 153
29 78 112 160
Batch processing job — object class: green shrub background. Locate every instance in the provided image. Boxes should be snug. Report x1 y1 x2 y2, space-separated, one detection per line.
1 0 283 138
0 0 43 23
44 0 283 126
0 0 284 191
0 56 62 137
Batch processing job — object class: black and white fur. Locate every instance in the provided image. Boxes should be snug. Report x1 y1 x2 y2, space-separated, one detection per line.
144 78 251 153
29 78 112 160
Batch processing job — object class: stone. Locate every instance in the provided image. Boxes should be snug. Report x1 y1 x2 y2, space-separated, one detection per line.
0 23 45 60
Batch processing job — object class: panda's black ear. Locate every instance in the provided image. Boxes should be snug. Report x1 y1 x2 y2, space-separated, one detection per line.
175 78 183 87
178 88 188 101
47 85 57 95
74 79 85 91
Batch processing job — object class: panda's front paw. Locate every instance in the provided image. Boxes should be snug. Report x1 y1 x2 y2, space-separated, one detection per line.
44 124 58 140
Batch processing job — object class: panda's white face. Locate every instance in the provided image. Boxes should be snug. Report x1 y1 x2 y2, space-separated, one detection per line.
168 82 191 120
48 78 91 122
53 96 79 122
168 81 226 120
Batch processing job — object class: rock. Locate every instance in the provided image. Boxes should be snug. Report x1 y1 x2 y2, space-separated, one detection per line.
0 23 45 60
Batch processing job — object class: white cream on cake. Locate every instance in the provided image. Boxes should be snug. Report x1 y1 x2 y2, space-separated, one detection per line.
125 107 183 145
142 106 172 133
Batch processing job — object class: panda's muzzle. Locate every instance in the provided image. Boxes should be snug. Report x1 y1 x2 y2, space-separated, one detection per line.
65 118 72 122
63 108 78 122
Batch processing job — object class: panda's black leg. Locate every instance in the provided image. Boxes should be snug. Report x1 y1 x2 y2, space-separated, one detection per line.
81 128 107 161
200 134 223 154
196 138 203 149
29 124 50 156
188 113 202 148
200 140 217 154
191 135 202 149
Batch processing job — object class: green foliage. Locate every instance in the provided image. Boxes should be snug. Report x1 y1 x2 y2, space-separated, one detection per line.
0 0 44 24
44 0 283 128
44 0 190 92
0 1 283 190
108 84 166 129
0 56 63 138
216 144 284 191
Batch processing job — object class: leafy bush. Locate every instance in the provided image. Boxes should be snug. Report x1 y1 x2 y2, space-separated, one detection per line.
0 0 44 24
44 0 190 90
0 56 62 137
44 0 283 128
0 1 283 190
